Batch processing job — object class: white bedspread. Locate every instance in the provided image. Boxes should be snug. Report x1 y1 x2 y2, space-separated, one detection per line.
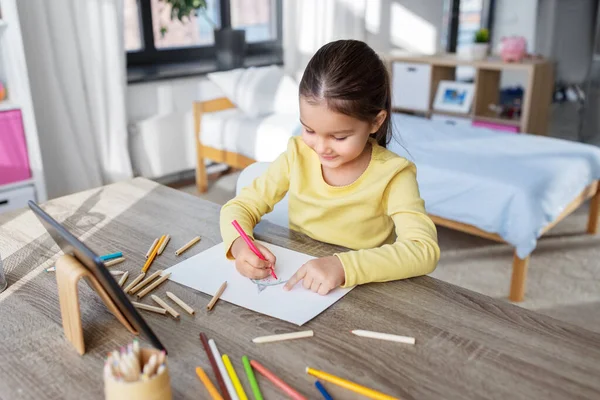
388 114 600 258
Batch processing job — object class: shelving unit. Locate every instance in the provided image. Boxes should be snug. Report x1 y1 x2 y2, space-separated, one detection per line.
388 53 554 135
0 0 47 213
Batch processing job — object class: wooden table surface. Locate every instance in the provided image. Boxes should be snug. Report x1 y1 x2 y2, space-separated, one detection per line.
1 178 599 400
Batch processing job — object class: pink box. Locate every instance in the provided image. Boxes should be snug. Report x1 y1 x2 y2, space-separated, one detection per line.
472 120 520 133
0 109 31 185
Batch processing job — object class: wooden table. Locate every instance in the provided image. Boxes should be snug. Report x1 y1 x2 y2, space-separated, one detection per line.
1 178 599 400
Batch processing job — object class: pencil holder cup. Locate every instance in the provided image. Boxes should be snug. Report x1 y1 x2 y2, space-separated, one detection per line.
104 348 172 400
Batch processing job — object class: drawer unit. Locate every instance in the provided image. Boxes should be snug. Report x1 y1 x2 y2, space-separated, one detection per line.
391 62 432 112
0 185 36 214
431 114 472 128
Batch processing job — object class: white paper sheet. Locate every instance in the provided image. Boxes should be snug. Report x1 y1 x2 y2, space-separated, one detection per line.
164 241 353 325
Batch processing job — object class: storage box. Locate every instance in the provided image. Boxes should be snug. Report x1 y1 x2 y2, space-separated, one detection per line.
0 109 31 185
392 62 432 111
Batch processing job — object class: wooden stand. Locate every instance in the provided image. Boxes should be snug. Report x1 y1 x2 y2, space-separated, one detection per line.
55 254 138 355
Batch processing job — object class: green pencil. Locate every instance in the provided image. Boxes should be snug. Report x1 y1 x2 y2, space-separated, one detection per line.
242 355 263 400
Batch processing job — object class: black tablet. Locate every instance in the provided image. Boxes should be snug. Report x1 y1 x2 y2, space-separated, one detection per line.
28 200 166 353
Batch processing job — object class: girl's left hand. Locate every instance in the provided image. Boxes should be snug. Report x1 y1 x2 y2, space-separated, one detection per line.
283 256 345 295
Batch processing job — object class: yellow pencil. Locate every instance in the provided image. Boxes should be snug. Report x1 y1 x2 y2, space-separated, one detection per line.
306 367 398 400
222 354 248 400
196 366 224 400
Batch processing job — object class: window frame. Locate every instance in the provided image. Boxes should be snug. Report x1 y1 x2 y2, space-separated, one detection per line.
444 0 496 53
126 0 283 68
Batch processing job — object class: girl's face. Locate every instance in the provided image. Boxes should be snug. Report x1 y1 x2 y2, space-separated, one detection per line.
299 97 385 169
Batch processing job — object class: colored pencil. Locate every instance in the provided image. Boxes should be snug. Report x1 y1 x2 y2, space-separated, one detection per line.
315 381 333 400
250 360 306 400
231 220 277 279
157 234 171 255
100 252 123 261
151 295 180 319
200 333 232 400
118 271 129 287
196 366 224 400
142 235 165 273
242 356 263 400
351 330 415 345
166 291 195 315
132 301 167 315
223 354 248 400
110 270 125 276
209 339 239 400
146 238 159 258
124 272 146 293
207 281 227 311
45 266 56 272
252 330 314 344
129 269 163 294
104 257 126 267
175 236 201 256
306 367 397 400
137 273 171 299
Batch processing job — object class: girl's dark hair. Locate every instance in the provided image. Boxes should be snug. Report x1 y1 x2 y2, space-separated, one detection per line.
299 39 392 148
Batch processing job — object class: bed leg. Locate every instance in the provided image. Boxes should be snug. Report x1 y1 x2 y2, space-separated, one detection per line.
509 252 529 302
587 188 600 234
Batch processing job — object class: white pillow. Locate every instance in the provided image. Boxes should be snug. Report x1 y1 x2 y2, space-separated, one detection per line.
273 74 300 116
207 65 284 118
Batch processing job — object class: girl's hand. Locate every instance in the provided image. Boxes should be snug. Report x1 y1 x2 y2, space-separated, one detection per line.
284 256 345 295
231 237 277 280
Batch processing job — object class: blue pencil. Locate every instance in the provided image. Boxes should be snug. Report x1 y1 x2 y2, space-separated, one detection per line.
100 252 122 261
315 380 333 400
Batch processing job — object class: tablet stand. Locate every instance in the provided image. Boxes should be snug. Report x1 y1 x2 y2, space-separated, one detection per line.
55 254 138 355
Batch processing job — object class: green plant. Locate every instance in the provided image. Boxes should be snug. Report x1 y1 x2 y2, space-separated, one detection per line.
474 28 489 43
158 0 217 34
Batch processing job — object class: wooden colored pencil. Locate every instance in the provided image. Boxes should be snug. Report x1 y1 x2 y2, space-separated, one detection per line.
100 251 122 261
132 301 167 315
351 329 415 345
252 330 314 344
166 291 195 315
196 366 224 400
146 238 159 258
315 381 333 400
175 236 201 256
199 333 232 400
104 257 126 267
209 339 238 400
250 360 306 400
137 273 171 299
118 271 129 287
142 235 166 273
110 270 125 276
207 281 227 311
242 356 263 400
45 266 56 272
151 295 180 319
157 234 171 255
222 354 248 400
129 269 163 295
306 367 398 400
124 272 146 293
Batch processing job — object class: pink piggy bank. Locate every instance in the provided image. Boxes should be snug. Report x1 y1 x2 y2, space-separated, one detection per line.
500 36 527 62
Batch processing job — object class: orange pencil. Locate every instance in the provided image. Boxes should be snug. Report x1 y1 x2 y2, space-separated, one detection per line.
196 366 224 400
142 235 165 273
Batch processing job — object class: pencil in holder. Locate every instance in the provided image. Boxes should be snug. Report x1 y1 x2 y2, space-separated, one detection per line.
104 347 172 400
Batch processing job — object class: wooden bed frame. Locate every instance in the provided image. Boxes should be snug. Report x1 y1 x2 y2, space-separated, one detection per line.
195 98 600 302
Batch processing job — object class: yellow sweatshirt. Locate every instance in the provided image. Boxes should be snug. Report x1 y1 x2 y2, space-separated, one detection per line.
220 136 440 287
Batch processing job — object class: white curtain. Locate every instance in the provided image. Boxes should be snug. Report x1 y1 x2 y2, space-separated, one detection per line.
17 0 132 199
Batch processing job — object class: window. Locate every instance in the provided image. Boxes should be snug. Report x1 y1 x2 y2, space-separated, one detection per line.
442 0 495 53
125 0 282 68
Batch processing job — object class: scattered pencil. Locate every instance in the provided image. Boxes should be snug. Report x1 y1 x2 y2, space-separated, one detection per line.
124 272 146 293
110 270 126 276
199 333 231 400
146 238 159 258
315 381 333 400
196 366 224 400
208 339 237 400
151 295 180 319
132 301 167 315
104 257 126 267
118 271 129 287
137 273 171 299
250 359 306 400
351 329 415 345
157 234 171 255
129 269 163 295
252 330 314 344
242 356 263 400
175 236 201 256
142 235 166 274
222 354 248 400
100 252 122 261
307 367 397 400
207 281 227 311
45 266 56 272
166 291 195 315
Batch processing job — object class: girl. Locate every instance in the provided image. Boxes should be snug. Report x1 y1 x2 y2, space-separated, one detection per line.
219 40 440 295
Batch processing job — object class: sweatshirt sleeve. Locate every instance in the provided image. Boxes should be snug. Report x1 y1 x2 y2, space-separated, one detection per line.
219 139 295 259
335 163 440 287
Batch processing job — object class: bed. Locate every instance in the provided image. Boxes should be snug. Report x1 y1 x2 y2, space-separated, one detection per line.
235 113 600 302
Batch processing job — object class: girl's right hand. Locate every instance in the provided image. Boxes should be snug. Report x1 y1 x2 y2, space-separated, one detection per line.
231 237 277 280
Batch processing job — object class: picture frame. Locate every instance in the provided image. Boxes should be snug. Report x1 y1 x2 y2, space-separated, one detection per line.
433 80 475 114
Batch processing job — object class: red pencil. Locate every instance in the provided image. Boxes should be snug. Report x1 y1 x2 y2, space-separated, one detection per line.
231 220 278 279
250 359 307 400
199 332 231 400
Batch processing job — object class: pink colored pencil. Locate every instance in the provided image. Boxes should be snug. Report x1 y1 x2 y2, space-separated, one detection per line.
231 220 277 279
249 359 306 400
